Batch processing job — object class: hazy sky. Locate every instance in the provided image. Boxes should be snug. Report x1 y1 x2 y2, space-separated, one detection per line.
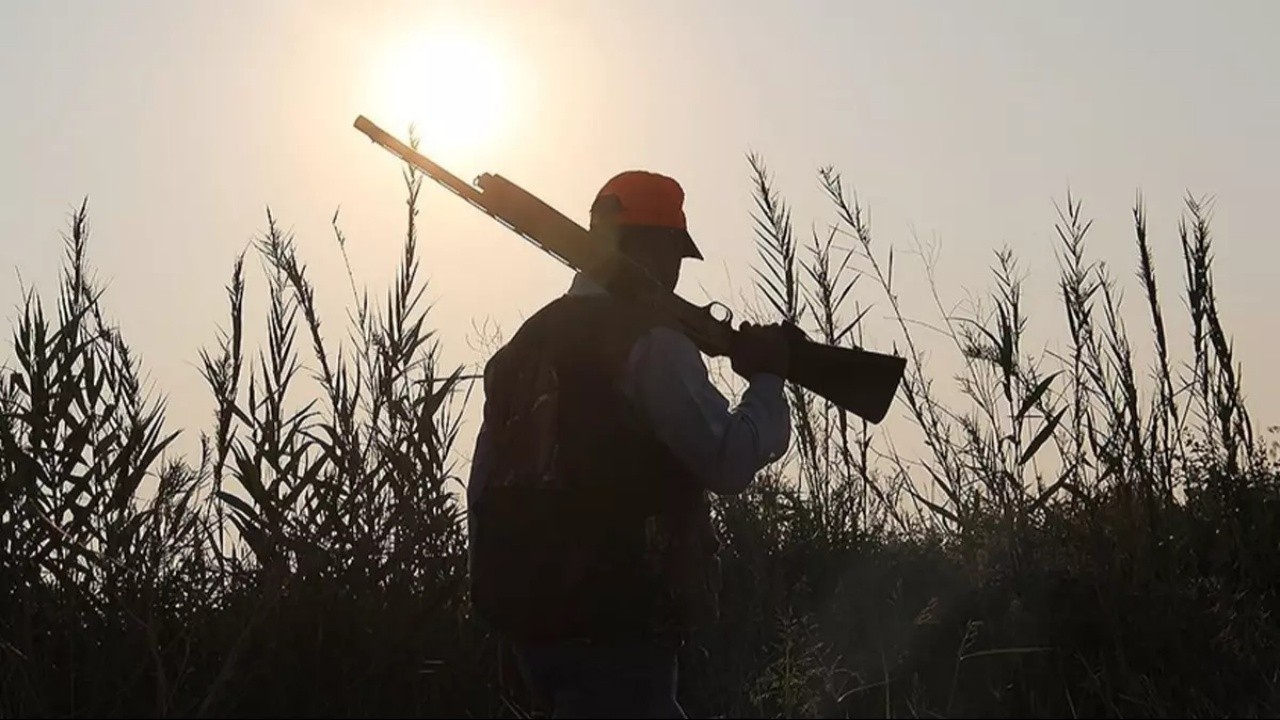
3 0 1278 467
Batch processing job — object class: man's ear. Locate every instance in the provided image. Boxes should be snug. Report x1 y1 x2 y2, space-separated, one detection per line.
588 205 632 285
589 196 623 243
589 194 623 232
588 220 624 264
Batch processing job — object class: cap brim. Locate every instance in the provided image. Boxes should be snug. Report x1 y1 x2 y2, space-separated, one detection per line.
612 223 704 261
676 229 703 261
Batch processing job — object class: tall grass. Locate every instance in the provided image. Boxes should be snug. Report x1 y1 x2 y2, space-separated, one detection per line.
693 164 1279 718
2 150 1277 718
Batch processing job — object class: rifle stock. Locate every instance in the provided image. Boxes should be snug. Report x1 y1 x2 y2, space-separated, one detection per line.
353 115 907 423
786 337 905 424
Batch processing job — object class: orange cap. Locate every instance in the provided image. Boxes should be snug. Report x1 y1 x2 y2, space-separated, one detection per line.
591 170 703 260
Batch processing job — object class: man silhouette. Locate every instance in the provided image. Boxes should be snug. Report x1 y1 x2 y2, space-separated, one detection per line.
467 170 793 718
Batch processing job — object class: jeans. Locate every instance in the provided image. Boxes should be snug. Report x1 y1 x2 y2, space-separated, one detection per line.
513 637 687 718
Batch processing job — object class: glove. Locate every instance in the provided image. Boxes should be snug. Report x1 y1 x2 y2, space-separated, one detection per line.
730 321 791 379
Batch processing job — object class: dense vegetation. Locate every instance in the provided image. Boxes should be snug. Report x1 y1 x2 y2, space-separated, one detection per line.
3 148 1277 718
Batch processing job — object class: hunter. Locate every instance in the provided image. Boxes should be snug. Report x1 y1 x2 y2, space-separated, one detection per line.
466 170 793 718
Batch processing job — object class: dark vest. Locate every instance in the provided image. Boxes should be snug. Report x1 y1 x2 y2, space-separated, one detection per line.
468 294 719 644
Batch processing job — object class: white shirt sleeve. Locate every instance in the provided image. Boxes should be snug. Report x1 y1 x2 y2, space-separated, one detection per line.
621 325 791 494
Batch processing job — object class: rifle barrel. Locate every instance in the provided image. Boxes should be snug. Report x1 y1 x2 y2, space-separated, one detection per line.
354 115 488 210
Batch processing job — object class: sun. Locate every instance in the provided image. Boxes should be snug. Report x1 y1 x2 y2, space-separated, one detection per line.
375 31 510 159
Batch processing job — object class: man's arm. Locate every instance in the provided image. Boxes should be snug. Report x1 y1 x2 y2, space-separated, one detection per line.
622 325 791 495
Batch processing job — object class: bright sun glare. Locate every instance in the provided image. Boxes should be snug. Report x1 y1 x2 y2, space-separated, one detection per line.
377 31 509 158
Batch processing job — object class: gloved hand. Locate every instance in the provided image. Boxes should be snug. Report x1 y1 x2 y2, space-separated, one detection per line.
730 321 792 379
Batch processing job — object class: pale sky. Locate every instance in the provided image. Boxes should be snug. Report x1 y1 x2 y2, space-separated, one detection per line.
3 1 1278 470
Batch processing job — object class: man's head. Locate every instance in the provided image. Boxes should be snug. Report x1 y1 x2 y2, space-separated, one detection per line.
589 170 702 292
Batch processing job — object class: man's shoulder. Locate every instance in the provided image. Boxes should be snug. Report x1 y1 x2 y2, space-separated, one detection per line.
535 294 679 340
493 296 586 348
489 296 684 369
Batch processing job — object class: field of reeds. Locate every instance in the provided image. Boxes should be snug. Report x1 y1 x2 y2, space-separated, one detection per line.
3 145 1278 718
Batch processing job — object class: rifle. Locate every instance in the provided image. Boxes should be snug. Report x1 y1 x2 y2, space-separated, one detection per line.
353 115 906 423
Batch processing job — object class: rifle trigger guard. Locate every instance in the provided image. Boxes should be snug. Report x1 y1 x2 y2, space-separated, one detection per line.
706 301 733 326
